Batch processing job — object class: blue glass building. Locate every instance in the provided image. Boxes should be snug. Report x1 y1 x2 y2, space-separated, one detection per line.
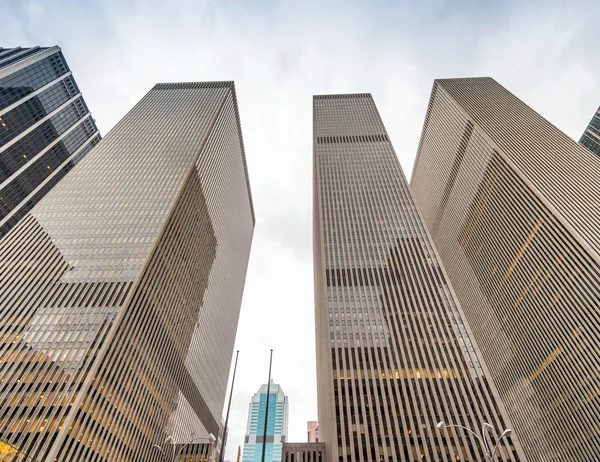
0 46 100 237
243 382 288 462
579 106 600 156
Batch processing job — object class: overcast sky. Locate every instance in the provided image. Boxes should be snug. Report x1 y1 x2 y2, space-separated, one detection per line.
2 0 598 460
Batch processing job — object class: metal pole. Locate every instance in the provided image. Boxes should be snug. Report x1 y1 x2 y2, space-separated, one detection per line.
220 350 239 462
261 350 273 462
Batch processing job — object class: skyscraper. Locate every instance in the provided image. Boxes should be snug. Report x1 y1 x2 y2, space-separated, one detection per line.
579 105 600 156
410 77 600 462
0 45 100 237
242 382 289 462
0 81 255 461
313 93 525 462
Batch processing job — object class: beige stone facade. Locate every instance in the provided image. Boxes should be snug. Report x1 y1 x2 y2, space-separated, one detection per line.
0 81 254 461
313 93 524 462
283 442 326 462
410 77 600 461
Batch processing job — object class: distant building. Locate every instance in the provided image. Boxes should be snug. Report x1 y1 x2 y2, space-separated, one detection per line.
0 45 101 237
282 443 325 462
307 422 318 443
242 382 289 462
579 106 600 156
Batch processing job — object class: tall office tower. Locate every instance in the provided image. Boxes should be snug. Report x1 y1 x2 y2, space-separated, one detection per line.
0 46 100 237
410 77 600 462
313 93 526 462
307 421 318 443
242 382 289 462
0 81 255 461
579 105 600 156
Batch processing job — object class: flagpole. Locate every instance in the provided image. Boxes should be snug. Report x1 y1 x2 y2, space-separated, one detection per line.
261 350 273 462
220 350 239 462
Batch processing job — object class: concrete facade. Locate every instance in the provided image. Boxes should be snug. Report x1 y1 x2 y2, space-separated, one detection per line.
0 81 254 461
313 93 524 462
283 443 326 462
411 77 600 461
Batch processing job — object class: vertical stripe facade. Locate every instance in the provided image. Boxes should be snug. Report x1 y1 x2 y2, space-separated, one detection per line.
283 442 326 462
410 77 600 462
0 81 254 461
313 94 524 462
0 46 101 238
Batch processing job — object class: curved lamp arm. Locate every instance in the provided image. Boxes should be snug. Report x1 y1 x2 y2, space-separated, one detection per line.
489 429 512 461
437 422 487 450
481 422 494 453
152 444 168 462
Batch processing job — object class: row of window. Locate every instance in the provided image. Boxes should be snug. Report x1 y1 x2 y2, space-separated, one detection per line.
0 51 68 110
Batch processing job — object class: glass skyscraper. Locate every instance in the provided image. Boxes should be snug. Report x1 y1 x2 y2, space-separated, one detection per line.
0 45 100 237
0 81 254 461
579 106 600 156
243 383 289 462
410 77 600 461
313 93 525 462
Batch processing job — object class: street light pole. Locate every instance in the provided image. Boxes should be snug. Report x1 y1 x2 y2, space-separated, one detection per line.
436 421 512 461
220 350 240 462
261 350 273 462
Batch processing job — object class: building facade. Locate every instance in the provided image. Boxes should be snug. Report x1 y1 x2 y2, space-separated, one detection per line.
0 45 100 237
0 81 255 461
307 421 318 443
313 93 527 462
176 442 216 462
242 383 289 462
579 106 600 156
410 77 600 462
283 443 326 462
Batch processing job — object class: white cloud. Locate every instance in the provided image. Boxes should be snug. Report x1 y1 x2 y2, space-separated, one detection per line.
2 0 598 460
